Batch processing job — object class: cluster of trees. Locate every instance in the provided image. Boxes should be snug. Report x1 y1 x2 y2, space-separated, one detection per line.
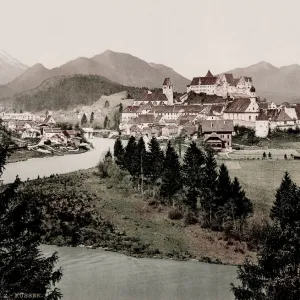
0 122 62 298
113 136 253 231
234 125 260 145
232 172 300 299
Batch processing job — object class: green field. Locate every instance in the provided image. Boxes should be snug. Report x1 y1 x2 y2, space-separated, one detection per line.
222 160 300 212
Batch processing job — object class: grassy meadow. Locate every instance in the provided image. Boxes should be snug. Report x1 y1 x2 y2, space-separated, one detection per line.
223 160 300 212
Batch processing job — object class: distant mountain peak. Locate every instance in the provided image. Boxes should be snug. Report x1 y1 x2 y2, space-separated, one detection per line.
0 50 28 84
254 61 277 69
280 64 300 70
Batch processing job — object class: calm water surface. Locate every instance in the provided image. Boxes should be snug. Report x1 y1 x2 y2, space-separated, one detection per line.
41 245 237 300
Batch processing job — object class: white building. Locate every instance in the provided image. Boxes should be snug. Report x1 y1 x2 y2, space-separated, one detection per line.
187 71 255 98
223 93 260 127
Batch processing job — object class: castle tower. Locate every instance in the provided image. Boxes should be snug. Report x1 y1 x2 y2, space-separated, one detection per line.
162 77 174 105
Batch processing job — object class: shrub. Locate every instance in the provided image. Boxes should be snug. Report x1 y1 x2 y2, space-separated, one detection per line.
183 209 198 226
168 208 183 220
244 214 271 251
97 160 109 178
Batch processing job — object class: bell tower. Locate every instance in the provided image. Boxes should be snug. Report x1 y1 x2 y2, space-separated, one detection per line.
162 77 174 105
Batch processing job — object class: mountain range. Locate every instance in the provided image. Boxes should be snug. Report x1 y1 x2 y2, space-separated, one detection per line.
2 50 300 105
227 61 300 103
0 50 190 100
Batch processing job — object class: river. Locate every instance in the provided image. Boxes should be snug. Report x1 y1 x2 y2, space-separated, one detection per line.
2 138 118 184
3 137 238 299
41 245 237 300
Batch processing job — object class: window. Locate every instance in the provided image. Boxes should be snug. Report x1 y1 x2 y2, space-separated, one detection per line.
227 135 229 139
249 116 251 120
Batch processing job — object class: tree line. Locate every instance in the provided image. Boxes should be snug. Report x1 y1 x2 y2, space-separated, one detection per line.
113 136 253 232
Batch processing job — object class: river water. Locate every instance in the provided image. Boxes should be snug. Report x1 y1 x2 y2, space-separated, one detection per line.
2 138 118 184
41 245 237 300
3 137 238 299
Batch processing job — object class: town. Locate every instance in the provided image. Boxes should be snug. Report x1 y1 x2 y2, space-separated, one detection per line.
0 111 93 159
2 70 300 153
120 71 300 150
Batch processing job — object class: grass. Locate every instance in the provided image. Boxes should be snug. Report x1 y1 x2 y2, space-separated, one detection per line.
223 160 300 212
26 167 254 265
20 158 300 265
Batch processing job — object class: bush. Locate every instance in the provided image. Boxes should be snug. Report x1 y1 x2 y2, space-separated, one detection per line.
97 160 110 178
183 209 198 226
244 214 271 251
168 208 183 220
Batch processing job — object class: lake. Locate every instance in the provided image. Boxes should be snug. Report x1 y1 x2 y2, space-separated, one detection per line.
41 245 237 300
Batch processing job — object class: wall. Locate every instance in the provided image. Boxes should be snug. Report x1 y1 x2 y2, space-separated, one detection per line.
255 121 269 137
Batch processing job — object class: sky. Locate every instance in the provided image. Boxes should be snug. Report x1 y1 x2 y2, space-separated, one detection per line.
1 0 300 79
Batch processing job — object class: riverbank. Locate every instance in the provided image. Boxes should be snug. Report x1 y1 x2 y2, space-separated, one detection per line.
21 167 255 266
7 148 89 163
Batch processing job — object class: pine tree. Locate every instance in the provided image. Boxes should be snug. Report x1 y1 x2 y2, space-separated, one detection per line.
105 149 112 160
81 113 88 126
201 145 218 223
104 115 109 129
119 103 123 113
262 152 266 159
113 138 124 167
270 172 298 228
144 137 164 185
123 136 138 178
226 177 253 231
90 112 95 124
181 141 205 210
0 124 62 299
215 164 232 222
231 174 300 299
136 137 146 175
160 141 182 204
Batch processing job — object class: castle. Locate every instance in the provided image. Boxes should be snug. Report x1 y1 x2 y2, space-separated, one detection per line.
187 70 254 98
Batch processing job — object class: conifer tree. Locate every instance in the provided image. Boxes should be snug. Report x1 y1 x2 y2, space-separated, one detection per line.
181 141 205 210
90 112 95 124
105 149 112 160
81 113 88 126
0 124 62 299
201 145 218 223
160 141 182 203
136 137 146 191
225 177 253 231
113 138 124 167
232 174 300 299
270 172 298 228
123 136 138 177
104 115 108 129
144 137 164 184
215 164 232 222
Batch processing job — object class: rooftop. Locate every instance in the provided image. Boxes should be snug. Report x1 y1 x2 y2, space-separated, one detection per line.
202 120 234 132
